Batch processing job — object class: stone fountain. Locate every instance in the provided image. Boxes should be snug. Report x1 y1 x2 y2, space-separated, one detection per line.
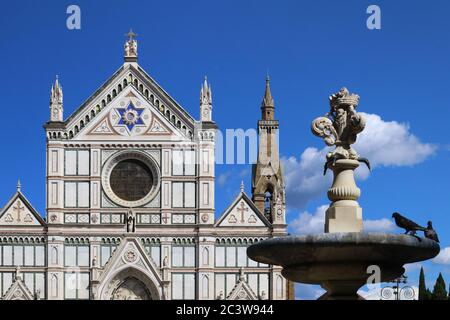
247 88 440 300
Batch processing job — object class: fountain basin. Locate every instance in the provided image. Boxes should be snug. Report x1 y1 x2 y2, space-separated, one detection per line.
247 233 440 299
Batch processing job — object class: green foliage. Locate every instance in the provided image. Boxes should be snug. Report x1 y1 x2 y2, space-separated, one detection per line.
418 267 428 300
431 273 447 300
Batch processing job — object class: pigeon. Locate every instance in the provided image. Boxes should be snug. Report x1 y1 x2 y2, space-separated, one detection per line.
424 221 439 243
392 212 426 235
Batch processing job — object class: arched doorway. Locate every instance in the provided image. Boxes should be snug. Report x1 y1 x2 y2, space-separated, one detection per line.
111 277 152 300
100 267 161 300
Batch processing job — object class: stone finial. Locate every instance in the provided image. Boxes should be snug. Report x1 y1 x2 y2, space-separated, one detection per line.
16 179 21 192
50 76 63 122
200 76 212 122
240 181 245 193
124 29 138 62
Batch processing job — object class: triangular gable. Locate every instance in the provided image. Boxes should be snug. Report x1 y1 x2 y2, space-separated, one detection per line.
97 237 163 290
2 277 35 300
0 190 46 227
72 83 189 142
215 192 270 227
52 64 196 142
227 276 258 300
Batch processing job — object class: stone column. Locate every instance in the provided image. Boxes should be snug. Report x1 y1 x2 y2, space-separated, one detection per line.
325 159 363 233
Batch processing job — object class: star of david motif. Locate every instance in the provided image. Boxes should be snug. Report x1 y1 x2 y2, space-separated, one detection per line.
115 102 145 132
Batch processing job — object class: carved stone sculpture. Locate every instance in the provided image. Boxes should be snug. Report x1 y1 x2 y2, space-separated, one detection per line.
311 87 369 232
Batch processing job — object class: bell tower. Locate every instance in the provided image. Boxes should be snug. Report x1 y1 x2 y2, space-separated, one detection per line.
252 76 286 227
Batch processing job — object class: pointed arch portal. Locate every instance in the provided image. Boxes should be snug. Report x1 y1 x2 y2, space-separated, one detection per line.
111 277 152 300
101 267 161 300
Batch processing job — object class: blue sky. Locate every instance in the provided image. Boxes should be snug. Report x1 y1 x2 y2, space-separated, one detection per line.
1 0 450 299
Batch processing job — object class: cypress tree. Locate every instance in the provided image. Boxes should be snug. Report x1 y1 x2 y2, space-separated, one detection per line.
418 267 428 300
431 273 447 300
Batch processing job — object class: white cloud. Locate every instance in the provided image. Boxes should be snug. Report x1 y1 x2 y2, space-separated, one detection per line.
364 218 395 232
217 171 231 186
283 113 436 210
289 205 327 235
289 205 395 235
432 247 450 265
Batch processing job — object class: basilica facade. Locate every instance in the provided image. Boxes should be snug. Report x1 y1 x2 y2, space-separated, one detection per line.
0 34 291 300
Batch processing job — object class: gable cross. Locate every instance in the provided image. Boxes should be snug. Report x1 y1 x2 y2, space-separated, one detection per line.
13 200 25 222
237 202 249 223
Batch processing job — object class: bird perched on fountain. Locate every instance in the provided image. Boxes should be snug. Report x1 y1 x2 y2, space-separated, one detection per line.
392 212 426 235
424 221 439 243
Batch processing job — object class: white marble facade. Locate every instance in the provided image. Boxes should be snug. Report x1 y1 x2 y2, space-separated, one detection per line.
0 37 288 300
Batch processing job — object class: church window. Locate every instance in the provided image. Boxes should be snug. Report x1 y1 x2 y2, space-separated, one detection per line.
171 182 196 208
24 272 45 299
13 246 24 266
112 89 117 97
65 150 90 176
143 243 161 266
215 240 266 268
64 245 89 267
64 272 89 300
171 115 176 124
215 273 238 298
0 244 45 267
0 273 13 296
171 245 196 267
264 191 273 218
247 273 269 298
64 182 90 208
109 159 153 202
172 273 195 300
2 245 12 266
172 150 196 176
215 246 225 267
225 247 236 267
100 244 116 267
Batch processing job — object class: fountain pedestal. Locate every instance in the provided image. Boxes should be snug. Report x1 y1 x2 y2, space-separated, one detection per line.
325 159 363 233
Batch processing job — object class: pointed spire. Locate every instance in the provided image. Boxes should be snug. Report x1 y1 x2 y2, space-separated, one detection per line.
124 29 138 63
262 75 274 108
16 179 21 192
200 75 213 122
50 76 63 122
